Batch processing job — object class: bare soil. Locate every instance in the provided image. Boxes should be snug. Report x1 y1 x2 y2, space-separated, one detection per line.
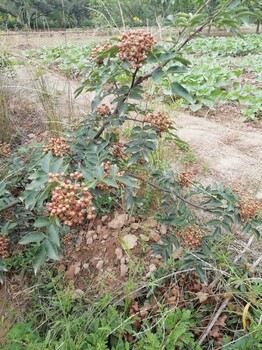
175 111 262 196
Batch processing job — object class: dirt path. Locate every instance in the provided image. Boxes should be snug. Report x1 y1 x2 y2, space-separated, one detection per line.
175 112 262 196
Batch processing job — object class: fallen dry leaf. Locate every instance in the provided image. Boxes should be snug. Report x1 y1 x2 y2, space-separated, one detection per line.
196 291 209 303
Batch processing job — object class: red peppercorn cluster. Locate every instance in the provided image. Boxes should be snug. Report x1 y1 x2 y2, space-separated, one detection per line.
47 172 96 227
239 198 261 222
178 172 193 188
90 42 112 65
96 104 111 117
232 189 261 222
0 142 11 158
111 142 127 159
177 225 206 249
97 161 125 190
43 137 70 158
118 30 155 69
143 112 172 135
0 235 9 259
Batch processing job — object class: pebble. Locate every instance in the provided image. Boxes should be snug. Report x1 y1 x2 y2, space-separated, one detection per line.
120 263 128 276
123 234 138 249
115 248 123 260
86 237 93 245
71 289 84 300
96 260 104 270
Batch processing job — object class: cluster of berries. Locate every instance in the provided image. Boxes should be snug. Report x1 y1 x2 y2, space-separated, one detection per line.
0 235 9 259
90 43 112 65
47 172 96 227
0 142 11 158
178 172 193 188
43 137 70 158
118 30 155 69
144 112 172 135
97 161 124 190
177 224 206 249
233 188 261 222
96 104 111 117
111 142 127 159
239 198 261 222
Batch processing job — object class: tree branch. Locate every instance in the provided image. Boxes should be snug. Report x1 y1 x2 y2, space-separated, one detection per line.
127 173 214 212
0 200 21 214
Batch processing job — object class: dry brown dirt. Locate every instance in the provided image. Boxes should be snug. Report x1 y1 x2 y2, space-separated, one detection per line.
175 111 262 196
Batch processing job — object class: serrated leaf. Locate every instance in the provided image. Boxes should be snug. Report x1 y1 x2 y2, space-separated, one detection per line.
32 246 46 274
41 152 52 173
242 222 252 234
103 177 119 188
167 65 188 74
43 239 60 260
34 217 51 228
19 231 46 245
50 157 64 173
152 69 164 83
195 266 207 283
171 82 193 104
0 260 7 272
117 176 140 189
48 225 60 247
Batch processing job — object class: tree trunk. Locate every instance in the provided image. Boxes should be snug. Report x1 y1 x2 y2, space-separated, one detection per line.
256 20 260 34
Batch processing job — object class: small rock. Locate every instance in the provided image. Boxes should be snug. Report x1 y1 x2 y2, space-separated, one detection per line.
122 234 138 249
96 260 104 270
108 214 128 230
120 257 126 264
93 234 98 239
120 263 128 276
148 230 160 242
149 264 157 272
87 230 95 237
28 133 36 139
155 254 162 260
101 215 108 222
146 264 157 278
115 248 123 260
97 225 103 234
144 217 158 228
65 265 75 279
103 234 108 239
122 227 131 233
139 234 149 241
130 223 140 230
160 225 167 235
71 289 84 300
86 237 93 245
83 263 89 269
101 240 105 244
74 265 81 275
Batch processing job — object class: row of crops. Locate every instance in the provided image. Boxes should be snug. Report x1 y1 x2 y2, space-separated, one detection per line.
28 34 262 120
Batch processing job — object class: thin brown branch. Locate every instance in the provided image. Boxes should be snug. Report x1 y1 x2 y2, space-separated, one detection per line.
0 200 21 214
127 173 214 212
175 0 213 44
134 0 235 86
198 298 230 346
